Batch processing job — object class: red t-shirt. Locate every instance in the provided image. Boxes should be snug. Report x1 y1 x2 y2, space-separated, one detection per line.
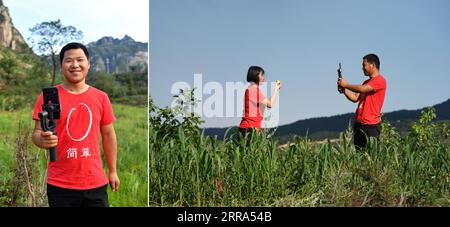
33 85 115 190
239 85 265 131
355 75 387 125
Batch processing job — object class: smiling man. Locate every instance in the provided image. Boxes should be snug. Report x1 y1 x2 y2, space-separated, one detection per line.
31 42 120 207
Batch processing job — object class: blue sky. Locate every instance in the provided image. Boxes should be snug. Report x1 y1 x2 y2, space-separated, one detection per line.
152 0 450 128
4 0 149 44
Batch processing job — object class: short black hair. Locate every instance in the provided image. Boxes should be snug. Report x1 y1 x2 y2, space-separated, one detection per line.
59 42 90 64
247 66 265 84
363 54 380 70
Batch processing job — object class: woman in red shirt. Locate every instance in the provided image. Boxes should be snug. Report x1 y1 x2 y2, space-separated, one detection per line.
239 66 281 140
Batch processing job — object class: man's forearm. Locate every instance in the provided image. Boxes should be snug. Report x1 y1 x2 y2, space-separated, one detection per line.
344 84 365 93
102 135 118 173
343 89 359 103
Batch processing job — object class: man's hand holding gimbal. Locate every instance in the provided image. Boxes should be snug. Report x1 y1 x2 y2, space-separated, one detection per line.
337 76 348 89
39 131 58 149
32 127 58 149
337 76 364 103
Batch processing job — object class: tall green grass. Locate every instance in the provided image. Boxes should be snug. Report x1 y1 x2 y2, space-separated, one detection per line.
108 104 147 207
0 104 147 207
150 105 450 207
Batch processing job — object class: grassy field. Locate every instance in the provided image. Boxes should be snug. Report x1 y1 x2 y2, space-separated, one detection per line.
150 106 450 207
0 104 147 207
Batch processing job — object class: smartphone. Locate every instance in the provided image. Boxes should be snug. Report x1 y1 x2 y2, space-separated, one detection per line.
42 87 61 119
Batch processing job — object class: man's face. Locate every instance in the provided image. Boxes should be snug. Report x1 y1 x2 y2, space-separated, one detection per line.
61 48 90 84
362 59 373 76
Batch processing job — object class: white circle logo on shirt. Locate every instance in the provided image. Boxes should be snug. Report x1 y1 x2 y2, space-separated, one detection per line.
66 103 93 142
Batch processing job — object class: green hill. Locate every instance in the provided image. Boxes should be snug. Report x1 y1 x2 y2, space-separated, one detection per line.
204 98 450 142
1 1 52 109
0 46 52 111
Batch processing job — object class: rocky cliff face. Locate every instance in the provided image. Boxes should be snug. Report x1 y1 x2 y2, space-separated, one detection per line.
88 35 148 74
0 1 27 50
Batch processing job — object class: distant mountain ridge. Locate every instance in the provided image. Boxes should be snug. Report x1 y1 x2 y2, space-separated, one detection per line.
87 35 148 74
90 35 140 47
204 98 450 141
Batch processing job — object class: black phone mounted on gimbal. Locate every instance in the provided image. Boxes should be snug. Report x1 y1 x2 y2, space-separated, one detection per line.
38 87 61 162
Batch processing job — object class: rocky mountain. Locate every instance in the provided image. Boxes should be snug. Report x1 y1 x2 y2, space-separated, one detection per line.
87 35 148 74
0 0 27 50
0 0 51 110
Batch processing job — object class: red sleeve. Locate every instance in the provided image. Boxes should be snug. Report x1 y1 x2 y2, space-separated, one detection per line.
367 77 386 92
32 93 44 121
101 93 115 125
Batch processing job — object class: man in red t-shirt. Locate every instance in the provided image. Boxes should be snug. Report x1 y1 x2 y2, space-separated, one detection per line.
337 54 387 150
31 43 120 207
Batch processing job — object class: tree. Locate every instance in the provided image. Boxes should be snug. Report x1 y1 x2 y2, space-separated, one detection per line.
28 19 83 86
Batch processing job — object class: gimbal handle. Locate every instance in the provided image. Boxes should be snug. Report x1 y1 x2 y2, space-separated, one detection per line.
38 107 58 162
337 63 344 94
